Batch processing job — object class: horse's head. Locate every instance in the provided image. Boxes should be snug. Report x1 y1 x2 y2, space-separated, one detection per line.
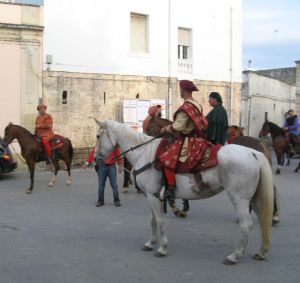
3 122 15 146
259 121 270 138
92 118 117 159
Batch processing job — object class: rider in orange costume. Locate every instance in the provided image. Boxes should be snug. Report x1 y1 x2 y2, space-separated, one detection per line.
35 103 54 161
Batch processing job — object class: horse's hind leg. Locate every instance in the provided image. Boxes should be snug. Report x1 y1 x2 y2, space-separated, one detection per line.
223 199 253 265
65 159 71 186
142 210 158 252
48 159 59 187
275 152 282 175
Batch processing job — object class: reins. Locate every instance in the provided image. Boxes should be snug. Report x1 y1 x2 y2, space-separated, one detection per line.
113 133 163 160
9 142 27 165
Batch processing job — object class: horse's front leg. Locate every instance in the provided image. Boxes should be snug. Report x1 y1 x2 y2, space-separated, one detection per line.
48 159 59 187
142 210 158 251
145 194 168 257
26 160 35 194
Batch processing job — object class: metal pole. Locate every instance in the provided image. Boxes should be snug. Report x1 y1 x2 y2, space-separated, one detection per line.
167 0 172 120
229 6 234 124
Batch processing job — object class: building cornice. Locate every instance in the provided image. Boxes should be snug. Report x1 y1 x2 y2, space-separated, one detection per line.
0 22 44 31
0 1 41 8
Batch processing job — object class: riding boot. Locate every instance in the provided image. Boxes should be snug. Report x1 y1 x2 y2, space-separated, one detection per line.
167 185 176 208
45 157 52 165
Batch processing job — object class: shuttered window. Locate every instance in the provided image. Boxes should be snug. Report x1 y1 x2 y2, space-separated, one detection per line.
130 13 148 53
178 28 191 59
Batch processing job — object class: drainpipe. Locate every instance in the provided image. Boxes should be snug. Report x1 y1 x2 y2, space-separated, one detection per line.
167 0 172 120
229 6 234 124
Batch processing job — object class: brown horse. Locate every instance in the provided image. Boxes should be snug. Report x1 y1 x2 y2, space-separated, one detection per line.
3 123 73 194
259 121 290 174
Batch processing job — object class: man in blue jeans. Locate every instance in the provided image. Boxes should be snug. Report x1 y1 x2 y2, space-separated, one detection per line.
83 147 123 207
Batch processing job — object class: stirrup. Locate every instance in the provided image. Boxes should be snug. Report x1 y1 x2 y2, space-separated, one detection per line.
153 186 166 201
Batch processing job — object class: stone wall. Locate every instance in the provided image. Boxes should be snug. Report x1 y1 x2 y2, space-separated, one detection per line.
295 61 300 116
256 67 296 85
43 71 241 148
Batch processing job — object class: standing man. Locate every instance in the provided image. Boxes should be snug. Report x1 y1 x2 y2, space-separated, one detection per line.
35 103 54 163
160 80 208 206
205 92 228 145
83 147 123 207
142 105 162 134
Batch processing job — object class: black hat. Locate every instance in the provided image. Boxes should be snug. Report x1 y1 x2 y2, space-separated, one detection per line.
209 92 222 103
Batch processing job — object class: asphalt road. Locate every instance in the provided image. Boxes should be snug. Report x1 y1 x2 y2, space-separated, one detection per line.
0 158 299 283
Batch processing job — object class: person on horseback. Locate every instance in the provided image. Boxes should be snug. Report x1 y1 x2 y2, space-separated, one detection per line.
142 105 162 134
35 103 54 164
205 92 229 145
160 80 208 206
283 109 299 154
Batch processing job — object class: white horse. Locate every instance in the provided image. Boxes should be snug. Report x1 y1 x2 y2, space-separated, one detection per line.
94 119 274 265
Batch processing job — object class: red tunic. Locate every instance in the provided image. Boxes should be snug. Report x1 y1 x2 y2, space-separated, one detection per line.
35 113 54 139
158 101 208 170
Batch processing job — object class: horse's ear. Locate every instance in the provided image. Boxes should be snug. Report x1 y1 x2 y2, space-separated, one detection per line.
89 117 103 127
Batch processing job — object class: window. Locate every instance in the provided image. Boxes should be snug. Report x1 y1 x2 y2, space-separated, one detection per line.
62 91 68 105
178 28 191 60
130 13 148 53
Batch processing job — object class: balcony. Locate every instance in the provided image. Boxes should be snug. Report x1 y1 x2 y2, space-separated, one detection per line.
177 59 193 79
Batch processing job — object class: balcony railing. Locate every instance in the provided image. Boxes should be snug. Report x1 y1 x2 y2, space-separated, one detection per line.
178 59 193 79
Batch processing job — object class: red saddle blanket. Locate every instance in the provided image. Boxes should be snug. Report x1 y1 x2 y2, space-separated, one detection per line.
49 135 65 149
155 138 222 173
35 134 65 151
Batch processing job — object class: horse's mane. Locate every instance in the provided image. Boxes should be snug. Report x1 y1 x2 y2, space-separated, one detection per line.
106 120 151 145
267 121 285 136
13 124 35 138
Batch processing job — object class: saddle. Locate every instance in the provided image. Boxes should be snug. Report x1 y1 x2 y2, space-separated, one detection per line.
155 138 222 173
35 134 65 153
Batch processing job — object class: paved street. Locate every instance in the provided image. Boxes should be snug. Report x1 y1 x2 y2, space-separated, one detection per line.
0 158 299 283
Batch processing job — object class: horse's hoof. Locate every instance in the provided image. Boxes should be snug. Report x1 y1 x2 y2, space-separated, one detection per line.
48 183 54 187
275 170 280 175
25 190 32 194
223 258 237 265
154 251 166 257
272 216 279 226
66 182 71 186
141 245 153 251
174 209 187 218
253 253 265 261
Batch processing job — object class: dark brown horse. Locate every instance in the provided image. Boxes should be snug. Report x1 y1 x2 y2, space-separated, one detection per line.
3 123 73 194
259 121 290 174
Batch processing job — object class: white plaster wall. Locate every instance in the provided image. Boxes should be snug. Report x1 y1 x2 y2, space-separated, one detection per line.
44 0 242 82
242 72 296 137
0 43 21 136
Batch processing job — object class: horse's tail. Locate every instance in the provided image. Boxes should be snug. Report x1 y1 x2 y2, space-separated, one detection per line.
67 138 74 162
253 152 274 259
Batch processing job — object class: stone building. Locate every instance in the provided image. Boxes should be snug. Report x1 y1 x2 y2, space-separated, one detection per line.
241 61 300 137
44 71 241 148
43 0 243 147
0 0 44 137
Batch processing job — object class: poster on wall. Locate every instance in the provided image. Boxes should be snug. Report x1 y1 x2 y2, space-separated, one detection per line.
123 99 167 132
